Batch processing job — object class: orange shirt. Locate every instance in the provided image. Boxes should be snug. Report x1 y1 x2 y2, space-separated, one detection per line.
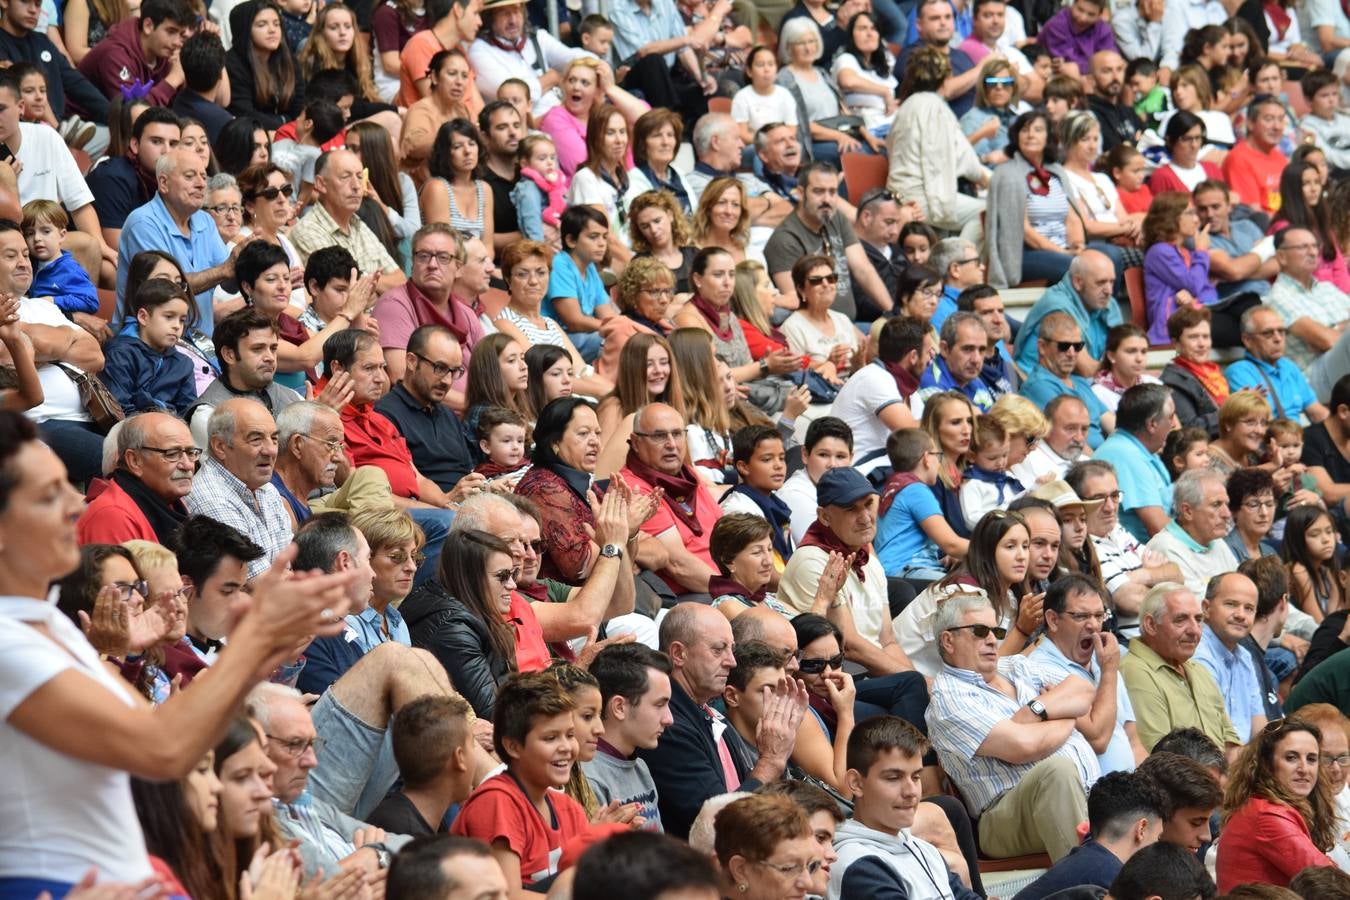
398 31 485 117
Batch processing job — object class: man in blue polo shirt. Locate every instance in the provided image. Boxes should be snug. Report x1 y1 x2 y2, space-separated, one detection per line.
931 236 984 331
1224 305 1329 424
116 147 238 335
543 206 616 364
1020 312 1114 449
1013 250 1120 377
1094 383 1175 543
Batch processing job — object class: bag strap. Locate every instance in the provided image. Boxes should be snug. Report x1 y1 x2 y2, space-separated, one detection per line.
1253 366 1287 420
51 361 86 384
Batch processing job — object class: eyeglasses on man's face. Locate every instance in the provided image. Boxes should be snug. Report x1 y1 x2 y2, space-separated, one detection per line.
413 352 467 380
267 734 325 757
139 445 203 464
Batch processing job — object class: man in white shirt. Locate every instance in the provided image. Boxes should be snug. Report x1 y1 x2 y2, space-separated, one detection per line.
830 316 930 473
1010 394 1090 487
468 0 597 117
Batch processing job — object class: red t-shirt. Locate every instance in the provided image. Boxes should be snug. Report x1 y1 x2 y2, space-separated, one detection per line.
449 773 593 887
508 592 551 673
337 399 421 498
272 121 347 151
1116 184 1154 216
1222 141 1288 215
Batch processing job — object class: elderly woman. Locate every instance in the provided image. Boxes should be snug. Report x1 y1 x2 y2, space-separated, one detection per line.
1224 467 1279 562
624 108 695 214
714 794 820 900
986 393 1050 478
204 174 244 247
1160 305 1226 436
538 57 647 179
629 190 698 294
709 513 800 619
692 176 757 265
960 57 1024 168
889 47 989 245
352 507 425 631
595 256 678 381
777 17 879 162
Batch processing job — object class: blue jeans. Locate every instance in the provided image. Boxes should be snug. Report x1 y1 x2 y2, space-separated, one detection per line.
1020 249 1075 285
869 0 908 45
40 418 105 487
568 330 602 364
408 506 454 586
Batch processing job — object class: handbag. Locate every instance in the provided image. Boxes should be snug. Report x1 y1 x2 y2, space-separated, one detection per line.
790 367 839 405
54 362 125 433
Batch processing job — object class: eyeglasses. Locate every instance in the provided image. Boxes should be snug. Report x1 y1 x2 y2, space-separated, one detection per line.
984 76 1016 86
797 652 846 674
1241 498 1276 512
138 445 203 463
1050 340 1086 353
1323 753 1350 767
956 257 982 266
640 286 675 298
266 734 325 757
205 204 243 216
945 623 1008 639
384 550 427 566
806 274 839 286
108 580 148 601
413 251 461 267
755 859 823 879
413 352 467 379
248 184 294 201
297 433 345 455
491 567 520 585
1176 133 1206 145
633 429 685 444
1058 610 1107 624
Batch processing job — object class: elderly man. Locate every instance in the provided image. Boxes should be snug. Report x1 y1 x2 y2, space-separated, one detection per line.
619 402 722 598
1030 572 1146 775
779 468 913 676
683 112 792 227
272 401 393 528
1011 396 1090 487
1014 251 1121 377
1222 96 1289 217
898 0 979 116
637 602 807 839
854 188 922 314
1020 313 1114 449
1120 583 1240 752
375 225 485 400
186 397 293 579
186 309 303 447
1144 470 1238 600
1193 180 1279 302
927 593 1099 861
1067 459 1183 638
290 150 406 294
1191 572 1268 744
764 163 892 321
79 412 196 544
374 325 479 496
1225 305 1328 424
467 0 593 118
931 238 986 330
1267 227 1350 402
1085 51 1142 152
754 123 803 203
831 317 928 468
915 312 996 413
1093 384 1175 542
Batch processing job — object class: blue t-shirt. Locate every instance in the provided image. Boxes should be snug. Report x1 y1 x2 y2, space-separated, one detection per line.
876 482 946 576
1224 353 1319 423
1019 365 1111 449
543 252 608 324
1094 430 1173 543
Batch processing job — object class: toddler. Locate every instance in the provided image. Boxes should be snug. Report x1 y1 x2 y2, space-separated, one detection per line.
21 200 98 316
474 406 531 484
511 134 568 247
1269 418 1322 512
578 14 615 64
1163 426 1211 481
1105 143 1153 216
960 416 1026 531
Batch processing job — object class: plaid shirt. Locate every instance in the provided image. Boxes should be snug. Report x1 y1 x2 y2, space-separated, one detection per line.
1267 273 1350 373
289 202 399 278
928 655 1100 818
185 457 293 579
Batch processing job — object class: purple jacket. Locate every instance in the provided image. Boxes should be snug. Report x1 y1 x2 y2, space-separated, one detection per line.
1037 8 1118 72
1143 243 1217 344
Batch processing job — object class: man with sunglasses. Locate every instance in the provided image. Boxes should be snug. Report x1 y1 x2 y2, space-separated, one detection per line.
1012 249 1120 379
1020 311 1114 449
78 411 197 544
927 593 1099 862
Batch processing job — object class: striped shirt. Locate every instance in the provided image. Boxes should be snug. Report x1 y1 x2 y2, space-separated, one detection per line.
928 656 1101 818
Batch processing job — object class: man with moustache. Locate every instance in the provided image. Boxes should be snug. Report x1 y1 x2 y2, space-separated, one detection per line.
1085 51 1142 152
1191 572 1268 743
79 412 197 544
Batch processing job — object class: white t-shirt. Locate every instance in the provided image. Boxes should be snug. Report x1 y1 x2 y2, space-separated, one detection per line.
829 362 903 466
15 122 95 212
831 52 899 123
1065 169 1123 223
0 595 151 883
730 85 799 134
568 168 631 247
779 544 889 646
781 309 859 365
19 297 91 424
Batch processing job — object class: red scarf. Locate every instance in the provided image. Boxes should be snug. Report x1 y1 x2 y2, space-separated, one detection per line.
1172 356 1230 407
486 30 527 53
407 281 471 346
878 471 922 517
689 294 735 341
1025 158 1054 197
707 575 767 605
880 359 920 401
474 459 530 479
1265 1 1291 39
799 520 870 581
129 152 157 203
624 449 707 536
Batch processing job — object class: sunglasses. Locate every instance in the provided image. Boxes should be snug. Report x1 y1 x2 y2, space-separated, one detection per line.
249 184 295 201
945 623 1008 640
806 274 839 286
984 76 1016 86
491 568 519 585
797 652 846 674
1049 340 1085 352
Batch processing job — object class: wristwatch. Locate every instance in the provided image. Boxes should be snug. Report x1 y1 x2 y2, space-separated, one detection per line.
600 543 623 559
1027 699 1049 721
365 842 392 869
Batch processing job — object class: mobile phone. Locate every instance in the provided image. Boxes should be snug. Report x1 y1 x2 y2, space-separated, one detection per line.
0 143 13 164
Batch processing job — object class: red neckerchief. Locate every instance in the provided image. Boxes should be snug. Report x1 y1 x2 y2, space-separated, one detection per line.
407 281 470 345
799 520 869 581
880 358 920 401
1265 1 1291 39
1026 159 1053 197
878 471 922 517
624 448 707 536
689 294 735 341
707 575 767 605
474 459 529 478
486 30 527 53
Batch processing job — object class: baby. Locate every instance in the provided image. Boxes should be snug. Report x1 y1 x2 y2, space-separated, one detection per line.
959 416 1026 531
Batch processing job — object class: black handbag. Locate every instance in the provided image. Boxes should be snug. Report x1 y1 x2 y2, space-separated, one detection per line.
790 367 839 405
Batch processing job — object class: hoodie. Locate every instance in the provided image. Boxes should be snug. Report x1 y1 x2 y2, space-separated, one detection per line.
100 332 198 415
829 818 979 900
77 17 179 107
30 250 99 315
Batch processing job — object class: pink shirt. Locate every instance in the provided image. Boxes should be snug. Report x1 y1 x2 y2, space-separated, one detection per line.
372 284 485 395
621 465 722 593
538 104 639 178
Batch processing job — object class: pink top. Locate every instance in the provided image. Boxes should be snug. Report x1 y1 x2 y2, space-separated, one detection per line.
1267 218 1350 293
538 104 639 178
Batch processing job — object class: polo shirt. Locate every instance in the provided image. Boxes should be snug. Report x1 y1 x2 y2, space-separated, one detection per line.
1144 521 1238 600
607 0 686 66
1019 364 1111 449
372 286 484 397
1210 219 1270 299
914 355 996 413
1028 638 1137 774
779 545 889 648
373 383 474 492
1093 430 1172 543
289 202 400 277
509 592 551 672
622 465 722 594
1305 0 1350 51
1268 274 1350 373
87 156 149 231
1037 7 1118 72
763 209 861 319
340 401 422 499
116 194 228 334
1120 636 1239 751
1192 625 1267 743
1012 274 1123 374
1286 645 1350 715
543 252 609 323
1224 352 1319 423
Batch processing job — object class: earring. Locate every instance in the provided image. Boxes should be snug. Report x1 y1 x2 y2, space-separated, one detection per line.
737 885 747 894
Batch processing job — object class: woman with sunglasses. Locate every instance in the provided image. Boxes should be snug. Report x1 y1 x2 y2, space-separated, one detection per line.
1216 718 1338 890
780 255 866 382
236 163 309 318
894 509 1039 678
960 58 1024 168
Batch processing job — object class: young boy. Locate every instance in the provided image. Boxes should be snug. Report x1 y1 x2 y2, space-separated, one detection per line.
1043 74 1086 125
11 63 58 129
578 14 615 64
1299 69 1350 172
1268 418 1322 510
721 424 794 566
959 415 1024 530
450 672 598 891
301 245 360 330
582 642 673 833
272 98 346 198
831 716 979 900
876 427 965 581
474 406 531 483
367 693 477 837
21 200 98 316
100 279 197 414
778 416 853 544
1127 58 1170 132
722 641 789 758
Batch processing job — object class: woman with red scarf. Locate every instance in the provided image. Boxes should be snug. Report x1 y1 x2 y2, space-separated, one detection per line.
1161 304 1228 437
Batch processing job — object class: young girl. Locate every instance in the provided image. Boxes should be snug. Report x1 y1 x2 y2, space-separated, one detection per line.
730 45 798 145
960 415 1025 531
1284 504 1346 622
567 105 633 266
1163 426 1212 482
1105 144 1153 217
550 663 645 827
899 221 938 266
511 133 569 247
1092 323 1161 413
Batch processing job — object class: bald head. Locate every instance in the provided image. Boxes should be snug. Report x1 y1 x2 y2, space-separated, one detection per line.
731 606 800 674
659 602 737 703
157 147 208 213
1069 249 1116 309
1090 50 1125 100
208 397 279 490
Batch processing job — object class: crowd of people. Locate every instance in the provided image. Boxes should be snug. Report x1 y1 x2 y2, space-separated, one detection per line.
5 0 1350 896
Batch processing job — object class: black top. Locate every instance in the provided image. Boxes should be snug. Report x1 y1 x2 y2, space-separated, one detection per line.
374 382 475 492
860 240 906 322
1087 95 1144 153
171 91 237 144
633 247 697 294
1303 421 1350 485
1294 609 1350 685
483 167 521 236
366 791 436 837
86 157 147 232
0 28 108 122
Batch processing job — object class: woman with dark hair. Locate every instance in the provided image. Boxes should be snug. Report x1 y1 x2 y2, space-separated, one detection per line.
624 108 694 214
894 264 943 344
214 117 272 178
524 345 574 421
400 48 474 185
0 411 353 895
1092 323 1160 412
831 12 899 137
1161 305 1226 436
130 754 228 900
1141 191 1221 346
1225 467 1280 562
1148 111 1223 194
709 513 818 619
225 1 303 131
347 121 420 269
1217 719 1337 890
422 119 493 248
463 332 530 441
234 164 308 321
568 105 636 267
1269 161 1348 292
895 509 1038 676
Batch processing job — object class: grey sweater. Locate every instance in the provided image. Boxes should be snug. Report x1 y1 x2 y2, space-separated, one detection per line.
582 746 664 833
985 155 1079 290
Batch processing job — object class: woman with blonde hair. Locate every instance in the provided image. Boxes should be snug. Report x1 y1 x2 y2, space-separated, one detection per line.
594 255 678 382
351 507 426 619
629 190 698 293
732 259 791 362
1210 390 1273 477
1160 64 1236 160
538 56 647 178
670 327 735 484
921 390 976 536
692 176 754 264
595 332 686 477
985 393 1050 476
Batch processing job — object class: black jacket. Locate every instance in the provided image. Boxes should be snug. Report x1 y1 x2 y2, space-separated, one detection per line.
225 1 306 130
0 28 107 122
860 240 906 321
635 680 764 840
1161 362 1221 438
1087 95 1143 153
401 579 509 718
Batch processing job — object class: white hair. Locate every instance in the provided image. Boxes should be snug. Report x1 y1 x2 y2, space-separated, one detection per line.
1173 468 1224 518
246 682 305 731
688 792 753 856
450 492 521 533
1139 581 1190 626
778 17 823 64
932 590 995 662
692 112 737 158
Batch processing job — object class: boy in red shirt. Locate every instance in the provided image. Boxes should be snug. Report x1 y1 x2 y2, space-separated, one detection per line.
451 672 599 892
